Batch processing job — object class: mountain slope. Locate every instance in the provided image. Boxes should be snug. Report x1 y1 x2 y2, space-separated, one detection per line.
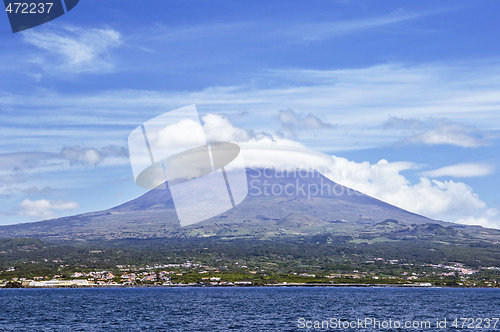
0 168 497 241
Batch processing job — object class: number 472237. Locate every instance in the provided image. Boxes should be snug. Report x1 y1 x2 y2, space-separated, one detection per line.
5 2 53 14
451 318 499 329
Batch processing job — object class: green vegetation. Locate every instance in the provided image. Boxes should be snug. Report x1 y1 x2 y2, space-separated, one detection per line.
0 236 499 287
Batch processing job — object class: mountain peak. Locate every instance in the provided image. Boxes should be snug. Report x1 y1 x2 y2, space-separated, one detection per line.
0 167 445 241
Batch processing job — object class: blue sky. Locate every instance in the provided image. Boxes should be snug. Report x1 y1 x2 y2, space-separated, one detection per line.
1 0 500 228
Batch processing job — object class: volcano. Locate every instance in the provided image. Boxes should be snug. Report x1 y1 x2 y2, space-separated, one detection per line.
0 168 496 241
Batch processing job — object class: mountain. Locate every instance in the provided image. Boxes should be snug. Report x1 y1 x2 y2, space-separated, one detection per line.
0 168 499 242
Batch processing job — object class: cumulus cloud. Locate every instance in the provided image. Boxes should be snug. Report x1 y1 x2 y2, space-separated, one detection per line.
60 146 100 166
279 109 333 138
58 145 128 166
19 199 79 220
384 117 493 147
22 26 122 74
200 115 499 229
324 157 488 219
202 114 252 142
147 119 206 151
421 163 495 178
201 113 274 144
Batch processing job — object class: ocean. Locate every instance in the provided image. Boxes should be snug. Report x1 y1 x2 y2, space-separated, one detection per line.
0 287 498 331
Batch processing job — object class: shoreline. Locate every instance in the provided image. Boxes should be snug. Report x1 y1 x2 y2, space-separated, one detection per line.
2 283 498 289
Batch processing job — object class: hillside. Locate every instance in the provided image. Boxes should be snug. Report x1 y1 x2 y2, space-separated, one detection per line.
0 168 499 243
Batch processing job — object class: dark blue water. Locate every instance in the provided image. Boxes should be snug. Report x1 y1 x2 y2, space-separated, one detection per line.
0 287 498 331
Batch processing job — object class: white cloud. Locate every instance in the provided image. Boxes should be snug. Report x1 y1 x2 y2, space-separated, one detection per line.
323 157 496 228
59 146 101 166
243 141 498 228
278 109 333 138
411 123 488 147
1 111 498 229
19 199 79 220
0 146 128 200
456 209 500 229
0 145 128 170
0 152 53 172
22 26 122 74
195 116 500 229
421 163 495 178
385 117 493 147
3 62 500 153
279 9 442 42
202 114 251 142
2 61 500 227
123 112 500 229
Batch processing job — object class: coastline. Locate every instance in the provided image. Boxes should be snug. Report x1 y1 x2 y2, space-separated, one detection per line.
2 283 497 289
